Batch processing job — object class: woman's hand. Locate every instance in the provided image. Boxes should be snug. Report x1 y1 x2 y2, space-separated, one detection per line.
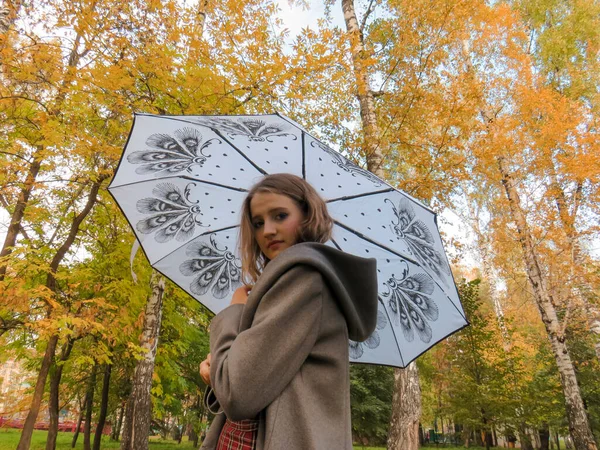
200 353 211 386
230 285 253 305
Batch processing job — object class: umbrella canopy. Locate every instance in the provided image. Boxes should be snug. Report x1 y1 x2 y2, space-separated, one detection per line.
109 113 468 368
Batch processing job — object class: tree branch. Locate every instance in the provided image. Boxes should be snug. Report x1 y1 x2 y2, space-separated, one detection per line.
359 0 376 33
46 174 109 293
0 193 31 242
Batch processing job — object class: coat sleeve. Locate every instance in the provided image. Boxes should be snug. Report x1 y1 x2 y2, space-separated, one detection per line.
209 265 323 421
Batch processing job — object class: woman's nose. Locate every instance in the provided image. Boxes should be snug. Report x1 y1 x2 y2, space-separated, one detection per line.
263 220 276 236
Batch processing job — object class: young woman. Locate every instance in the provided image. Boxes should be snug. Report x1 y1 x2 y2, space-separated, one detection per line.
199 173 378 450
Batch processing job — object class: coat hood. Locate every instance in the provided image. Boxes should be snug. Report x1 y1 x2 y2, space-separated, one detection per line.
252 242 378 342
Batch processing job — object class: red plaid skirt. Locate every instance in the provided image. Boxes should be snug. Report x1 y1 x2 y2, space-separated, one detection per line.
216 418 259 450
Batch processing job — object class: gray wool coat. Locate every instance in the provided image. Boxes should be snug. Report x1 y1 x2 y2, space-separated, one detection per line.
200 242 378 450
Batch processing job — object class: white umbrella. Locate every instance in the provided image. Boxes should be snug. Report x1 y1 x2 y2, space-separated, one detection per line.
109 113 468 368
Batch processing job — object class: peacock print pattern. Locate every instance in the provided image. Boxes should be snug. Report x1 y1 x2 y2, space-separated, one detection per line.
381 268 438 343
127 127 218 175
349 308 388 359
179 235 242 299
311 141 383 186
195 117 296 142
136 182 202 243
385 198 451 283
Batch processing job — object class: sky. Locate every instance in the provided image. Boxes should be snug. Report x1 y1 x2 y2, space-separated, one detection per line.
274 0 345 40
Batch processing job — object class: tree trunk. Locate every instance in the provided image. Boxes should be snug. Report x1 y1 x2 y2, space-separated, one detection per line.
482 410 493 450
120 391 135 449
93 364 112 450
475 430 483 447
16 178 105 450
84 364 98 450
540 424 550 450
16 334 59 450
340 2 422 450
46 338 75 450
485 431 493 450
71 399 87 448
114 403 125 441
0 0 22 33
0 24 91 282
0 148 42 281
387 363 421 449
587 308 600 362
120 271 165 450
71 397 87 448
519 427 534 450
498 156 598 450
341 0 384 174
550 177 600 364
464 193 511 349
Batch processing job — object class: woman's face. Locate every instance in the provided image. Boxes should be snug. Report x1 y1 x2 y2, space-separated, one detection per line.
250 191 305 261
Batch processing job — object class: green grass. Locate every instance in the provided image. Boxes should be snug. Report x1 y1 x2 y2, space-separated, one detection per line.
0 429 496 450
0 429 195 450
0 428 387 450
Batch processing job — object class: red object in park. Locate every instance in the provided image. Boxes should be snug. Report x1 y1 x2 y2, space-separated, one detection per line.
0 417 110 435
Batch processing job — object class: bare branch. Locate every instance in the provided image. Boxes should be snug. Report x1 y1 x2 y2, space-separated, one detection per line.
0 150 31 163
359 0 376 33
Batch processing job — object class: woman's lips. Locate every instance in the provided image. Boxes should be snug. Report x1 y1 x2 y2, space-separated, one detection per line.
268 240 283 249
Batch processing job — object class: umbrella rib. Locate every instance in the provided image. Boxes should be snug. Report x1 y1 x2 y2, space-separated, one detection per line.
197 225 240 237
301 132 306 179
334 231 406 367
333 221 467 320
326 188 395 203
153 225 240 266
108 115 138 190
210 129 268 176
378 297 406 367
400 320 470 368
275 112 309 134
333 220 421 266
108 176 249 193
330 238 342 250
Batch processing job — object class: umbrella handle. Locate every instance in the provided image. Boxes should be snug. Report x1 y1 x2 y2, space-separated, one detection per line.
130 238 140 283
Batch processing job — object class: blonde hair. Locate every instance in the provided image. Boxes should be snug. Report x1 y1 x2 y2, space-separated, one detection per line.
239 173 333 284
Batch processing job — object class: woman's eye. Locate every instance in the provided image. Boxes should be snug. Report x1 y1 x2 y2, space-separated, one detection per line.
275 213 288 220
253 221 263 229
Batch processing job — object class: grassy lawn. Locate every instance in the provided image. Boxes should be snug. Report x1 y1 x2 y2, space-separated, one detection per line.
0 429 196 450
0 428 388 450
0 429 501 450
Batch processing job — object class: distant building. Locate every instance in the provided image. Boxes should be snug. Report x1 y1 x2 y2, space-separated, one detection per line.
0 357 32 417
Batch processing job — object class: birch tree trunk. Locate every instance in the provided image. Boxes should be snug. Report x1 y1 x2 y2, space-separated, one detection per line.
551 177 600 363
465 198 511 349
497 156 597 450
388 363 422 449
0 0 21 34
341 1 421 449
113 403 125 441
120 271 165 450
341 0 384 174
